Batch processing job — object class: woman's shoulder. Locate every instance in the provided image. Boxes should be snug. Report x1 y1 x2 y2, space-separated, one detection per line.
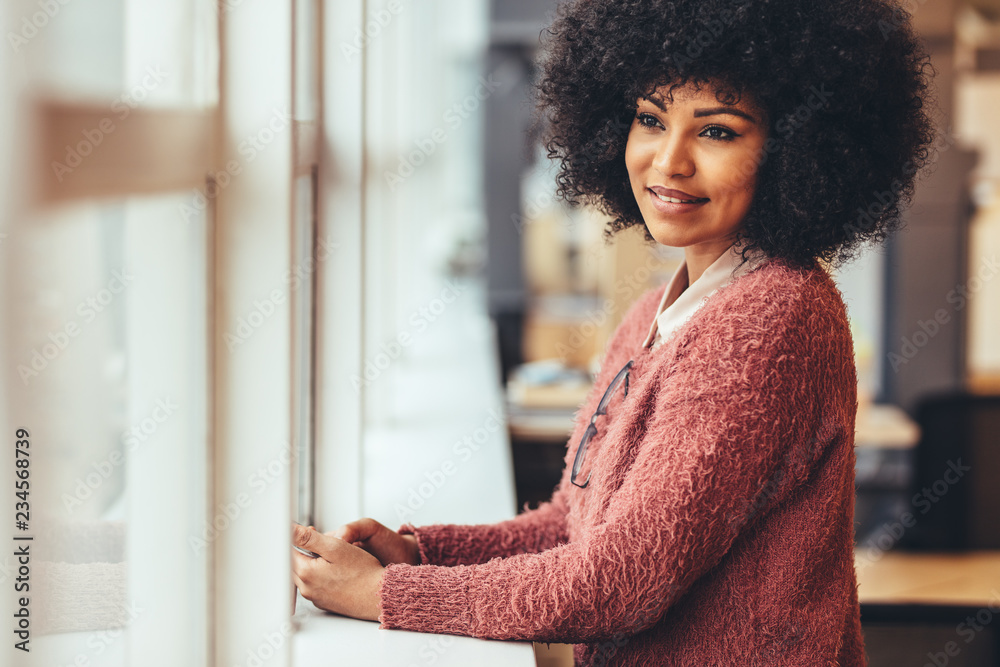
722 256 849 324
614 257 848 340
685 256 855 360
601 255 855 371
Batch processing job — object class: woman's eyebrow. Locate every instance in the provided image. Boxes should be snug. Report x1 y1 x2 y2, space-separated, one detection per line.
693 107 758 123
639 97 759 124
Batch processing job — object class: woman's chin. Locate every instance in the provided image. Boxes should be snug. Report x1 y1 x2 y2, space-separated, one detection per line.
644 220 697 249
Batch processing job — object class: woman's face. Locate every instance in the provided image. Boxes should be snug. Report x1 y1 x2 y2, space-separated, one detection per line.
624 81 768 255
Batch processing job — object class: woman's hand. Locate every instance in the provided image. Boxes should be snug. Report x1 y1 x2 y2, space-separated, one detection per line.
330 517 421 566
291 524 385 621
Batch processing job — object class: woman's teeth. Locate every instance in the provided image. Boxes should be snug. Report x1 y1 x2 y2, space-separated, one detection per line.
654 192 701 204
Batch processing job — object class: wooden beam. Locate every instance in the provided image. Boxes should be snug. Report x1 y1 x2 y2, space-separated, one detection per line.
35 99 214 205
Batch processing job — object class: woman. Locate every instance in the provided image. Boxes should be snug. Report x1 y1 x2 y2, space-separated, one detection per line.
292 0 933 664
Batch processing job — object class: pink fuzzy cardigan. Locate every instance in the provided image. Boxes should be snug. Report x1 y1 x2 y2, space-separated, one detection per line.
377 257 866 667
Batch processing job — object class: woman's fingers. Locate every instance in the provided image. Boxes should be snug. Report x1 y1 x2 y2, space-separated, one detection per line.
326 517 418 565
293 523 339 559
332 517 384 544
289 535 385 620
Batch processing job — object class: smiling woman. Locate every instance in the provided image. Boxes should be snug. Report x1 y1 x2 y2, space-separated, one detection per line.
291 0 936 664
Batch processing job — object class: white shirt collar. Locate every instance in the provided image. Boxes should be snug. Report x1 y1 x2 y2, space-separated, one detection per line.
642 242 767 349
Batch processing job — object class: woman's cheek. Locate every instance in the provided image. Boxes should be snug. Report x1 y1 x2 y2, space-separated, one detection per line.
717 150 760 192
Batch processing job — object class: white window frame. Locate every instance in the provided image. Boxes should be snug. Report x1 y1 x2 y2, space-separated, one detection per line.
313 0 365 530
4 1 301 665
212 2 295 665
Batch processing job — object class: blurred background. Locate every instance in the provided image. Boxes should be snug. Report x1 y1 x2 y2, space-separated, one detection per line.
1 0 998 666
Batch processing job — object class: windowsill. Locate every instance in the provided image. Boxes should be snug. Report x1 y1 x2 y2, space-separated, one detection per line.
293 595 535 665
27 629 128 667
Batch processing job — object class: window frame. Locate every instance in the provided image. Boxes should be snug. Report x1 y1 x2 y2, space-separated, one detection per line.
7 0 302 665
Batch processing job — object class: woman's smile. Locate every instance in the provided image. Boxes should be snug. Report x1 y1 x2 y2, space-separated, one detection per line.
647 186 709 213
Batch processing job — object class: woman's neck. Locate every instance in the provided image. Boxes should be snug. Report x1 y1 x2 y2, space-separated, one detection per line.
683 241 733 285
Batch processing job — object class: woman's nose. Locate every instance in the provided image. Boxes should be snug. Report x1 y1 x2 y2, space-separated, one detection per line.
652 135 695 178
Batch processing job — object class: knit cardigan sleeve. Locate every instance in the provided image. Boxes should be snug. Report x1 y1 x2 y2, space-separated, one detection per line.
394 485 572 567
377 274 852 642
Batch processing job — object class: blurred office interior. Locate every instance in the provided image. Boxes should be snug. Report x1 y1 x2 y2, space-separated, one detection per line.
1 0 998 665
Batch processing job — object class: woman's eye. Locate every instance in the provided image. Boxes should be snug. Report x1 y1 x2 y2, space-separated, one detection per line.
635 112 661 128
634 114 741 141
701 125 738 141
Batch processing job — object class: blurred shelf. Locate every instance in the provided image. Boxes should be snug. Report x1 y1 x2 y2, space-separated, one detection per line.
856 549 1000 606
855 403 921 450
969 372 1000 394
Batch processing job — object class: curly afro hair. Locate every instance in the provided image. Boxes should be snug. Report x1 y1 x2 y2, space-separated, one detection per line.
529 0 937 268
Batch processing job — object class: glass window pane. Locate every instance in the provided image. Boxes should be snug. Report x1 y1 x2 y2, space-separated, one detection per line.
6 192 209 666
294 0 319 122
11 0 217 107
293 172 317 525
11 0 125 99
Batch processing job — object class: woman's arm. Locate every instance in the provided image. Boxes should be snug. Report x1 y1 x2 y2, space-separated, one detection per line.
377 289 855 642
396 481 572 566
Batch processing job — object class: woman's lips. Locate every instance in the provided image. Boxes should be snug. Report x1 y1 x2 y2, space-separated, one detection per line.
647 188 709 214
649 186 705 201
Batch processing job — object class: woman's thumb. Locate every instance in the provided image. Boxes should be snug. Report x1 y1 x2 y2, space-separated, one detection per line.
293 524 326 554
332 518 377 543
